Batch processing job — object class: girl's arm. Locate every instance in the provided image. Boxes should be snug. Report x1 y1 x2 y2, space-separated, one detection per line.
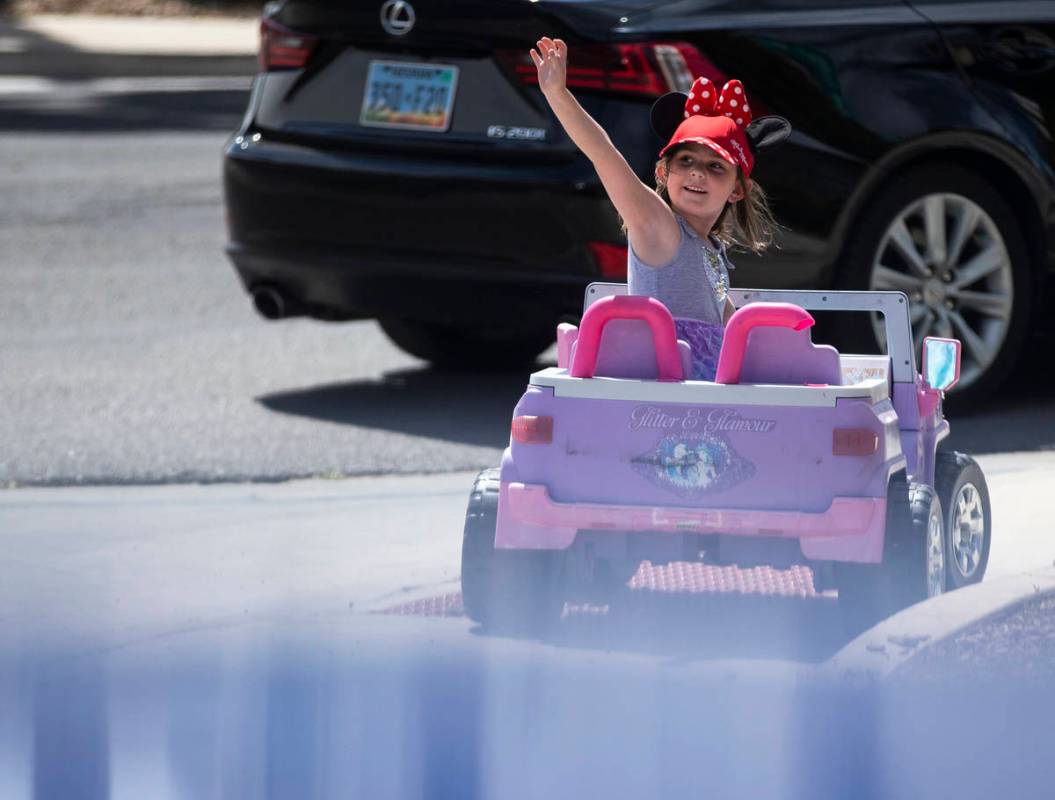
531 37 679 266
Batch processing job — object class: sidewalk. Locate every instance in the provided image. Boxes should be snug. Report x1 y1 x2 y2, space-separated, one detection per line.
0 13 258 76
830 566 1055 683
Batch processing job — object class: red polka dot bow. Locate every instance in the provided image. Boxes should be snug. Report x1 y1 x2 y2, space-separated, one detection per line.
684 78 753 128
651 77 791 177
658 76 755 174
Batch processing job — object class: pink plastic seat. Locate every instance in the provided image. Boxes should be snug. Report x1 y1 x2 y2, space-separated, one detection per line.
569 295 685 381
558 321 694 379
716 302 841 386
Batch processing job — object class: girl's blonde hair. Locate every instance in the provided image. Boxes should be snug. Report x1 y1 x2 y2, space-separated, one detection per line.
648 147 778 255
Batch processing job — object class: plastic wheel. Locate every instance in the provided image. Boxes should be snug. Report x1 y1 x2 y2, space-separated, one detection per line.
459 468 564 635
935 450 991 590
890 483 946 606
836 473 945 633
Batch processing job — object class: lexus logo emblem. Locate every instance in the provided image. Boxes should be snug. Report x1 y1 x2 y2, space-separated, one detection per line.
380 0 415 36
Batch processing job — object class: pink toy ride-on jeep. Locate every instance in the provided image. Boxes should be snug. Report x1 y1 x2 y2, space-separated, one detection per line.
461 286 992 634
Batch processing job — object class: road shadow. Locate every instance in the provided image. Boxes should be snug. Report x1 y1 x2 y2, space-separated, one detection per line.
258 365 547 448
261 354 1055 455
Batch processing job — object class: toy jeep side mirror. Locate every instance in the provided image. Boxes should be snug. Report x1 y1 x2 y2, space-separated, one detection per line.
922 337 961 392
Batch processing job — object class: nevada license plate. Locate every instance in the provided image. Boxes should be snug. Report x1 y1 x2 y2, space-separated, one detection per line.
360 60 459 132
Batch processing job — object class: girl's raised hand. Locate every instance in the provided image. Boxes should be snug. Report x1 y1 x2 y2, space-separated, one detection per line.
529 37 568 98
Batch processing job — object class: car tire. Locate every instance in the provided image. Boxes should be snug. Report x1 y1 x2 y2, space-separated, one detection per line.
836 164 1033 406
836 474 945 633
379 317 554 370
935 450 992 590
460 468 564 635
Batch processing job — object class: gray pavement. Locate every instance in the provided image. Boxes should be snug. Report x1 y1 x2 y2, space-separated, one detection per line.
2 452 1052 658
14 14 257 55
1 472 1053 800
0 473 473 654
0 129 520 484
830 565 1055 679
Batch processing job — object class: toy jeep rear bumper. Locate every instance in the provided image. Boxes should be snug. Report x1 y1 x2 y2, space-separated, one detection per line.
496 481 887 564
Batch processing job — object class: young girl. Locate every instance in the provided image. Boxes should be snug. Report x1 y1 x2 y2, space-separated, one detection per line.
531 37 790 380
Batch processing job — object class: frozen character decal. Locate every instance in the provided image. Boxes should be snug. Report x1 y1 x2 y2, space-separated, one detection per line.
631 431 755 496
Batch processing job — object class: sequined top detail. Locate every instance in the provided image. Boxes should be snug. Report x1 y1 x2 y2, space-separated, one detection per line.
627 213 734 325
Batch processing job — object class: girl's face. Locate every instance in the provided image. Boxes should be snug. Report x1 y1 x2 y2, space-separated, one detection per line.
661 144 746 222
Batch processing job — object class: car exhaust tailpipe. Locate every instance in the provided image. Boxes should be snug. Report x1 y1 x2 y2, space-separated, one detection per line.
252 286 286 320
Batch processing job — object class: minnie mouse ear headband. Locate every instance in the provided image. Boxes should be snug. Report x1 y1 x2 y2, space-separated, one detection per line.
650 77 791 178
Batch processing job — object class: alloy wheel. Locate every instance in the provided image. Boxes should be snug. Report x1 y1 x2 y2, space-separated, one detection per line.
869 193 1014 393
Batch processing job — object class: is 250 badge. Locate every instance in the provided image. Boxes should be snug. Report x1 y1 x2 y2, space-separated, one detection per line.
487 125 546 140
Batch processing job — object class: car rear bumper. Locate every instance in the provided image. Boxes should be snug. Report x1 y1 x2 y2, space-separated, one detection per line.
226 241 588 324
223 135 622 322
496 481 887 564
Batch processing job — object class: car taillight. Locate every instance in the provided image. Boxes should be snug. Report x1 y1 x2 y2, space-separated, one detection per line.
259 18 318 71
512 416 554 444
832 428 879 456
497 42 723 99
588 242 628 279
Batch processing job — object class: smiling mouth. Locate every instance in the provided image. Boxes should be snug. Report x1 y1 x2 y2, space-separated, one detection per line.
684 186 707 194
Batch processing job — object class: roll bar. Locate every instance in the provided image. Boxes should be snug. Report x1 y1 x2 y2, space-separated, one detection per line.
714 303 815 384
584 284 917 384
569 295 684 381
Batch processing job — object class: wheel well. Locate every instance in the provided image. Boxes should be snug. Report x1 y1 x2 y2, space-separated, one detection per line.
832 147 1047 294
941 151 1047 295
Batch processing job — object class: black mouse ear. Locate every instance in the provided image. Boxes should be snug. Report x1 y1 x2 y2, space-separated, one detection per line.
745 115 792 151
650 91 688 141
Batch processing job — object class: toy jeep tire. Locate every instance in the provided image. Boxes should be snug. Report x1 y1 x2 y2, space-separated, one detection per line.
890 483 946 606
936 450 991 590
836 474 945 632
460 469 564 634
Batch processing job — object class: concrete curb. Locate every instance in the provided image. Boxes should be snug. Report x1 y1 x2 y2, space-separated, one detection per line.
15 14 258 55
0 14 258 77
826 566 1055 682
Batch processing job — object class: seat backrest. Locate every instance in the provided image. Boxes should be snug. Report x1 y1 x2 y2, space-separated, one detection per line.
739 326 842 386
581 319 692 379
570 295 684 381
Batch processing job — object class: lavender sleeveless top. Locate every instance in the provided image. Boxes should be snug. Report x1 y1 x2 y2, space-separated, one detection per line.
627 214 734 379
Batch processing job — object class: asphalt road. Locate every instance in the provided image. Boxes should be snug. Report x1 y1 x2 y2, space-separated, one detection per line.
0 89 532 485
1 79 1054 486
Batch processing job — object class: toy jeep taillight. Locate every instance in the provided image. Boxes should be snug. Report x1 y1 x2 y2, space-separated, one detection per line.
511 415 553 444
833 428 879 456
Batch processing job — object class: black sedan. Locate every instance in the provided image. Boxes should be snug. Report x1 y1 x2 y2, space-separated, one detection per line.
223 0 1055 401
